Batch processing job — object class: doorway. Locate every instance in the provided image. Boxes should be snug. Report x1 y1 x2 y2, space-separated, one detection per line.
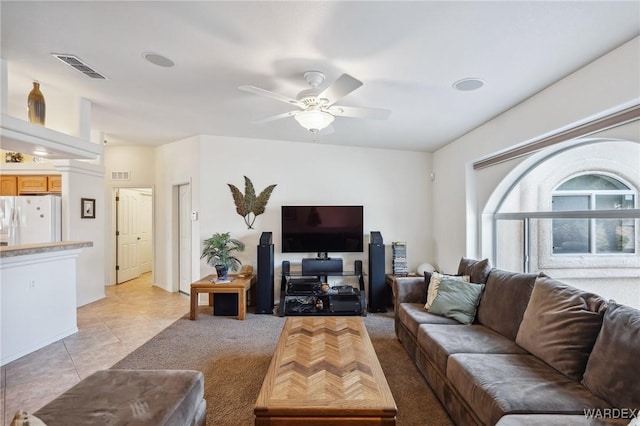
115 187 153 284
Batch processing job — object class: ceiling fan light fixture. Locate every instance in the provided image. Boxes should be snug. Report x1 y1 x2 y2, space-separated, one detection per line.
294 110 334 133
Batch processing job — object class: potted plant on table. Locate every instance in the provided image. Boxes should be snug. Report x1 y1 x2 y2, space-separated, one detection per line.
201 232 245 280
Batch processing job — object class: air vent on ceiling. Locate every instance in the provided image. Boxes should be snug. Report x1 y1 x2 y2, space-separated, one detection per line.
111 171 130 181
52 54 107 79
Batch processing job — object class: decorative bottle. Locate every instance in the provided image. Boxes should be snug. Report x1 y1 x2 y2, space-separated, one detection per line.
27 82 46 126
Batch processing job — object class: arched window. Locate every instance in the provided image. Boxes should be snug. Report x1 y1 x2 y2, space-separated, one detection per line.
488 139 640 306
552 174 636 254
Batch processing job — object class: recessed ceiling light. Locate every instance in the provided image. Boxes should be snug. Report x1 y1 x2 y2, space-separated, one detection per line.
453 78 484 91
143 52 175 68
33 149 48 156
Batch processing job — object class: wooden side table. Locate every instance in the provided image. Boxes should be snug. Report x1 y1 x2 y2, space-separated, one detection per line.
190 273 256 320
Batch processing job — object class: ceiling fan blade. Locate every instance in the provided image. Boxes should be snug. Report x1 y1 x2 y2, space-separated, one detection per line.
252 110 299 124
328 105 391 120
239 85 304 108
317 74 363 106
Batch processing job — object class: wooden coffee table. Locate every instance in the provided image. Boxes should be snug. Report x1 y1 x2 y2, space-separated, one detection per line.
254 316 397 425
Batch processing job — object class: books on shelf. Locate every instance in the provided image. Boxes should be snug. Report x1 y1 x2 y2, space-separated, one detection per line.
392 241 408 275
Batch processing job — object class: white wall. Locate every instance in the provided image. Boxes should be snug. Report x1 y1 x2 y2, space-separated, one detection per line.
54 160 106 306
146 135 432 299
104 145 156 184
199 136 433 279
153 136 201 292
432 36 640 273
5 73 84 138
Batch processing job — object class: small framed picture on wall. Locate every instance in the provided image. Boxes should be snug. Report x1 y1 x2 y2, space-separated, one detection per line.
81 198 95 219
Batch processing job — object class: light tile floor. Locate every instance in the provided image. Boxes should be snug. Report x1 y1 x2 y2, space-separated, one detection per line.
1 273 190 426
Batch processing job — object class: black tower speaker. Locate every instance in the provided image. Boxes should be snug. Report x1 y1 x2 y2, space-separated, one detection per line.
256 232 274 314
368 231 387 313
371 231 383 245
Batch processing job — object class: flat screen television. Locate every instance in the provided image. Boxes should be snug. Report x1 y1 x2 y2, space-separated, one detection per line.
281 205 363 254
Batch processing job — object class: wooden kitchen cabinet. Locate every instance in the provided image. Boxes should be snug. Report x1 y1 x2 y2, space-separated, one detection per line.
1 175 17 195
17 175 48 194
0 174 62 195
47 175 62 193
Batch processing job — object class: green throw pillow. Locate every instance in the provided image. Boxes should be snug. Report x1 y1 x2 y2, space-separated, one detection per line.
428 278 485 324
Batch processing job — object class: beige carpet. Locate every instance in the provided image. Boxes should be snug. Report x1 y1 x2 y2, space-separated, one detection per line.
113 308 453 426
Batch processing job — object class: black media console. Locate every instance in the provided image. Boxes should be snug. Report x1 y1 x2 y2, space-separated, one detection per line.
279 258 366 317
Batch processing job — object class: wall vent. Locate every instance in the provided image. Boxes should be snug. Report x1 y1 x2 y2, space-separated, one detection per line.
111 171 130 181
52 54 107 79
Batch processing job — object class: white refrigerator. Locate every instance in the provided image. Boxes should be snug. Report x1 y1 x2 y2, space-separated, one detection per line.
0 195 62 245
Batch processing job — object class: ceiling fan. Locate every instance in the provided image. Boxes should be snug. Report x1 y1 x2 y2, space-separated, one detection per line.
239 71 391 134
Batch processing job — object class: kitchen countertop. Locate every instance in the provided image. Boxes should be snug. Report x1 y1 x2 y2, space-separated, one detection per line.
0 241 93 258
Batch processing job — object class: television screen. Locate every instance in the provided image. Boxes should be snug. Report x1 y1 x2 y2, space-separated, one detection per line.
281 205 364 254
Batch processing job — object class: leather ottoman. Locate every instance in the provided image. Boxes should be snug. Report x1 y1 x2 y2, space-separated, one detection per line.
34 369 206 426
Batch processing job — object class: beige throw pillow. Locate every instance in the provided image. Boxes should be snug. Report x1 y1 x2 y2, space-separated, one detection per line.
10 411 47 426
425 272 469 310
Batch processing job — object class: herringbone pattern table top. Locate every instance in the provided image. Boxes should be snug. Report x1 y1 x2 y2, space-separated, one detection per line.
254 316 396 424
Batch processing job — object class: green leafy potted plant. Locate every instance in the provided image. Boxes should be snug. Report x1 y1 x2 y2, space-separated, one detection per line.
201 232 245 279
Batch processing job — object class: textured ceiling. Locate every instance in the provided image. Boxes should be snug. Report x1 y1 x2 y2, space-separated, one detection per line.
2 1 639 152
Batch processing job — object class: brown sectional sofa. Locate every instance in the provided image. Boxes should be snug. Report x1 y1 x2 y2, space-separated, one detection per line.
394 258 640 426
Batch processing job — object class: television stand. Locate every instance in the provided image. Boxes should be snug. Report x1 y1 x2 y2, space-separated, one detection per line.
279 260 366 317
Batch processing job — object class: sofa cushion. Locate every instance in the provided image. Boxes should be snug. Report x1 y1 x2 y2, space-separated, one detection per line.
398 302 459 338
582 301 640 410
425 272 469 310
457 257 492 284
417 324 528 375
427 278 485 324
35 369 205 426
515 275 607 380
447 354 611 426
393 276 427 305
477 269 538 340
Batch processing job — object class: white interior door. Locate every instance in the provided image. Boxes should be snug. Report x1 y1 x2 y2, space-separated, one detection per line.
178 184 192 294
117 188 141 283
138 192 153 274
